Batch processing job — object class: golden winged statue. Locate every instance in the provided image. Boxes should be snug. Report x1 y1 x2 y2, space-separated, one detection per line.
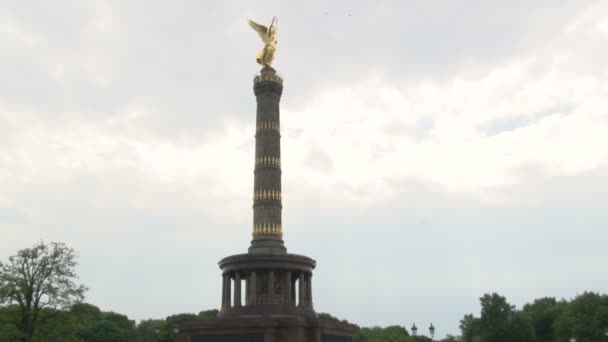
248 17 277 67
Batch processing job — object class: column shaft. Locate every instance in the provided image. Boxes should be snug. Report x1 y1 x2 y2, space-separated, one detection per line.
249 70 287 254
234 272 242 307
268 271 275 303
245 277 250 305
285 272 292 305
249 271 257 305
298 273 305 307
226 274 232 307
291 276 296 305
221 274 227 308
306 273 313 308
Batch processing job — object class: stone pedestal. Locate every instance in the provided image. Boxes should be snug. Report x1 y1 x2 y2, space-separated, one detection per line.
175 316 357 342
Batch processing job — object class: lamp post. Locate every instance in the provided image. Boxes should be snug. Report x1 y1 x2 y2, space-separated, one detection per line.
411 323 418 337
429 323 435 340
153 327 160 342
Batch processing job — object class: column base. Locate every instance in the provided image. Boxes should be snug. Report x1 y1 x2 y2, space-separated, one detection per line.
248 237 287 254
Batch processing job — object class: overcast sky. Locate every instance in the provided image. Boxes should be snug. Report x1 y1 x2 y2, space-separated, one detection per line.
1 0 608 338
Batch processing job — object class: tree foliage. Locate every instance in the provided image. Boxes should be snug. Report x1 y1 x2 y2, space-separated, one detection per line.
459 293 535 342
158 313 198 342
522 297 564 342
358 325 412 342
318 312 352 325
459 292 608 342
0 241 87 342
197 309 219 320
553 292 608 341
136 319 164 342
441 334 460 342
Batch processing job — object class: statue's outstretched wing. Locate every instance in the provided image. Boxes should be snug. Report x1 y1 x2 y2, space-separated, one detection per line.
248 20 270 43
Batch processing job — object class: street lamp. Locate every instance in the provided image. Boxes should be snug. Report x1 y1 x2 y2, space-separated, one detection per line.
411 323 418 336
429 323 435 340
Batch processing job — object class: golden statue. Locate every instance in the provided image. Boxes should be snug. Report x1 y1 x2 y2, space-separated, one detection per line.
248 17 277 67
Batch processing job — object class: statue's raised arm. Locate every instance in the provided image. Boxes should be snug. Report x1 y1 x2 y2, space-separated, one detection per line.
248 16 277 67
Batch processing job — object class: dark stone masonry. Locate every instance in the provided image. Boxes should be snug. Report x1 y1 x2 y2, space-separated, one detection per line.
174 68 358 342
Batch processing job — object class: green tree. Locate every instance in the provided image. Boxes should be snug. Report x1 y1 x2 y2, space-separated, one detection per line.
159 313 198 342
522 297 564 342
441 334 460 342
197 309 219 320
136 319 164 342
33 308 81 342
554 292 608 341
0 305 21 341
0 242 87 342
87 320 127 342
461 293 535 342
358 325 411 342
507 311 535 342
459 314 480 342
69 303 102 340
318 312 341 323
479 293 513 340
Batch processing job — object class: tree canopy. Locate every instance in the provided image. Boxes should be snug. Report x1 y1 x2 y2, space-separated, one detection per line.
0 241 87 342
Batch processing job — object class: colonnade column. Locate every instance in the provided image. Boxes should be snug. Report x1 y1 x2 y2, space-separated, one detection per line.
268 271 275 303
249 271 257 305
234 272 242 307
285 272 292 305
306 273 313 308
298 273 306 307
291 276 296 305
222 273 232 308
221 274 227 308
245 276 249 305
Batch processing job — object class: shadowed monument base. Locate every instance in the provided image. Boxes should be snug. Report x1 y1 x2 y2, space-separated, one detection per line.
175 316 356 342
174 66 357 342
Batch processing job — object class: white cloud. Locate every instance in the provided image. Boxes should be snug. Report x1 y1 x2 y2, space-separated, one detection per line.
1 1 608 338
283 17 608 197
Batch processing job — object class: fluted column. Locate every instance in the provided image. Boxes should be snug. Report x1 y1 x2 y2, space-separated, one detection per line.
234 272 242 307
222 274 232 308
221 274 227 308
291 276 296 305
298 273 306 307
249 271 257 305
268 271 275 303
249 67 287 254
306 273 313 308
285 272 292 305
245 276 250 305
227 274 232 308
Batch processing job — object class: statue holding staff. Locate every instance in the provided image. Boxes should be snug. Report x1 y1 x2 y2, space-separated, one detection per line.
248 16 277 67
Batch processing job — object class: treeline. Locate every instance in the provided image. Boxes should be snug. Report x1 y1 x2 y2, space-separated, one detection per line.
328 292 608 342
459 292 608 342
2 242 607 341
0 304 218 342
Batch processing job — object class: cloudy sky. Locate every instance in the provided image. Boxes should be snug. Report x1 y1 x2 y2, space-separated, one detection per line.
1 0 608 338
